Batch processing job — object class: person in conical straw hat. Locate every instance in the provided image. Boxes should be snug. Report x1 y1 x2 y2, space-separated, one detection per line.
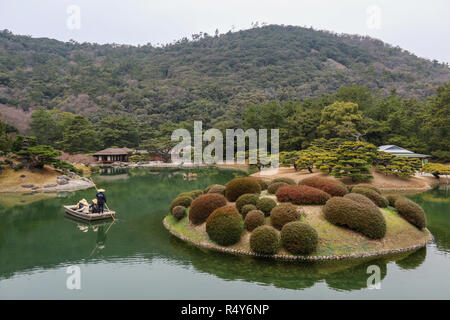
95 189 107 213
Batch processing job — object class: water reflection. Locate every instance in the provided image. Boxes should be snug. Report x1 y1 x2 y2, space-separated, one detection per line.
408 186 450 253
395 247 427 270
167 235 423 291
0 168 448 295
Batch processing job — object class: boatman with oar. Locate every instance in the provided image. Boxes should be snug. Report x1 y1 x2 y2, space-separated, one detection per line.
96 188 107 213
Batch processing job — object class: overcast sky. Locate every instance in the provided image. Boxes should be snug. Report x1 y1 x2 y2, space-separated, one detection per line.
0 0 449 63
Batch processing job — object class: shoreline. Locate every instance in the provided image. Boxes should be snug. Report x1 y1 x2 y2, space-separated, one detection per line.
250 166 446 193
0 179 95 193
0 166 95 193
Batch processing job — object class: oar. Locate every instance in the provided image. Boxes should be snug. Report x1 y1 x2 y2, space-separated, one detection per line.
88 220 115 258
89 178 115 221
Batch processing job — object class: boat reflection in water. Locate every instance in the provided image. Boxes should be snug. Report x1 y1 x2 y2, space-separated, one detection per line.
64 215 115 258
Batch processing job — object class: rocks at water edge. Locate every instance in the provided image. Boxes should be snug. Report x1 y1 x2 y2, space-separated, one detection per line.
57 175 70 185
44 183 57 188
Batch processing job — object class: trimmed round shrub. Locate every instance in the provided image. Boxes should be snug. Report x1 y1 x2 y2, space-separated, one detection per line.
208 186 225 195
249 177 269 190
323 197 386 239
179 189 203 199
394 197 427 229
276 185 330 205
169 196 192 213
225 177 261 202
171 206 186 220
241 204 257 217
386 194 401 207
250 225 280 255
272 177 296 185
206 206 243 246
207 184 226 195
352 184 381 194
204 184 223 194
188 193 228 224
267 181 288 194
299 176 348 197
275 185 294 202
270 203 299 230
344 193 378 210
244 210 266 231
235 193 259 213
351 186 389 208
281 221 318 254
256 197 277 216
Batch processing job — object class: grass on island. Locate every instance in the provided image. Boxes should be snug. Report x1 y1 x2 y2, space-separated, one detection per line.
165 204 431 259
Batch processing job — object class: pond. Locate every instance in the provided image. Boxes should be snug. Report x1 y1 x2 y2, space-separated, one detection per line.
0 168 449 299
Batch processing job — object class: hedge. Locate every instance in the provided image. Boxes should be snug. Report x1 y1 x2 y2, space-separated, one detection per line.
271 177 296 185
386 194 401 207
241 204 257 217
270 203 299 230
206 206 243 246
225 177 261 202
249 177 269 190
244 210 266 231
344 193 378 210
276 185 330 205
267 181 288 194
350 184 381 194
235 193 260 213
250 225 280 254
281 221 318 254
394 197 427 229
351 186 389 207
323 197 386 239
299 176 348 197
256 197 277 216
205 184 225 195
169 196 192 213
171 206 186 220
179 189 203 199
188 193 228 224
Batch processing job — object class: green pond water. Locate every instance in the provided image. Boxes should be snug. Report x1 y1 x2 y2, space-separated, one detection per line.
0 167 449 299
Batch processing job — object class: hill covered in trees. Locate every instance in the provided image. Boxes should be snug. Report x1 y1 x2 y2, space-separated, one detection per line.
0 25 449 131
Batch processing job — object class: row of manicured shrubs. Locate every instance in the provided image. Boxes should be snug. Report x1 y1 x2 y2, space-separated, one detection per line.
386 195 427 229
203 189 319 255
169 176 268 223
249 222 318 255
168 176 320 255
267 176 349 197
169 175 426 256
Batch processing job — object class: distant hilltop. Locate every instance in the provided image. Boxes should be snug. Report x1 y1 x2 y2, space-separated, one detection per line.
0 25 449 128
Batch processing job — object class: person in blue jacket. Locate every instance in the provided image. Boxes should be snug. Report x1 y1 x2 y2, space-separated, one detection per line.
96 189 107 213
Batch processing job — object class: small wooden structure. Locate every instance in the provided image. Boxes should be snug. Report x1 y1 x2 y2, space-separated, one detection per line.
63 205 116 221
93 147 133 163
378 145 431 159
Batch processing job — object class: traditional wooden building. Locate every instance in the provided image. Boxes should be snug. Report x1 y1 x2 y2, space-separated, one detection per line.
93 147 134 163
378 145 431 158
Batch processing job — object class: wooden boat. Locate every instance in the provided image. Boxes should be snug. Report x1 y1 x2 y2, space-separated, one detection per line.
63 205 116 221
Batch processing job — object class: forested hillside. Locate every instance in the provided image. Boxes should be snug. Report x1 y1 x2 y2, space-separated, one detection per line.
0 25 449 131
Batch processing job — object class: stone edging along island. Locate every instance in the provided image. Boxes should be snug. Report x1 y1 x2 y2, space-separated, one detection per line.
163 217 434 261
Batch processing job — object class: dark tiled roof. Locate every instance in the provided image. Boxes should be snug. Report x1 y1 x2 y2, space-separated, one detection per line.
93 148 133 156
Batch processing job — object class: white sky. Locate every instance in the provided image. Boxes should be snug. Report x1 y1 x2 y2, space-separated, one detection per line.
0 0 449 63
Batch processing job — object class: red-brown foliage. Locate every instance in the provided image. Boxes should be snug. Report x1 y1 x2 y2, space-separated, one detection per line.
299 176 348 197
276 185 330 205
